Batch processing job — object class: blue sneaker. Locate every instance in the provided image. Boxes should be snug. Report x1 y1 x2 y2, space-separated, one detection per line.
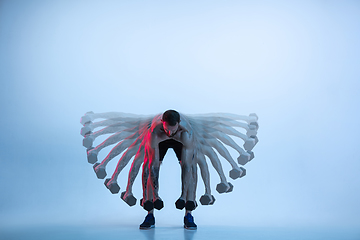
184 213 197 230
140 213 155 229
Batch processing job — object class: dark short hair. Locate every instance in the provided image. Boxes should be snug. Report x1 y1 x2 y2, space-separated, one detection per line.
162 110 180 126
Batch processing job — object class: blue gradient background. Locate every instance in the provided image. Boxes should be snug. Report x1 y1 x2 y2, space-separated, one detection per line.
0 0 359 238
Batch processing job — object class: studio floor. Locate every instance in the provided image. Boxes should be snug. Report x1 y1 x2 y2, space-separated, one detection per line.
1 225 359 240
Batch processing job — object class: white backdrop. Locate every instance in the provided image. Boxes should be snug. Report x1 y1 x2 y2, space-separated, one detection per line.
0 0 359 229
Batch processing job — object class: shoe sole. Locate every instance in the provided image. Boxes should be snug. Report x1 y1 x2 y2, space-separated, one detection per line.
139 225 155 230
184 225 197 230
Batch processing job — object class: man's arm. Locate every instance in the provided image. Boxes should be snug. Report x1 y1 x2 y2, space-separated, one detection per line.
148 142 161 201
179 130 198 210
141 129 163 211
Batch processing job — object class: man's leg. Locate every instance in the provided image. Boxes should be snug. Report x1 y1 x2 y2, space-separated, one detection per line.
140 150 155 229
182 152 198 230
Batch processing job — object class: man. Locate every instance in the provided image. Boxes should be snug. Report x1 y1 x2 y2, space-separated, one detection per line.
80 109 258 230
139 109 198 230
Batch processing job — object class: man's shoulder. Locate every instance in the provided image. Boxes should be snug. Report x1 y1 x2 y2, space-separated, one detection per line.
149 116 162 133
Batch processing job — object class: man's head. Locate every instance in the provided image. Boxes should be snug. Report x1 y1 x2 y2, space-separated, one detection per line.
162 110 180 137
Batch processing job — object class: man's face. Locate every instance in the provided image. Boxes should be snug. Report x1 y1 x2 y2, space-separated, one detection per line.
162 121 179 137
